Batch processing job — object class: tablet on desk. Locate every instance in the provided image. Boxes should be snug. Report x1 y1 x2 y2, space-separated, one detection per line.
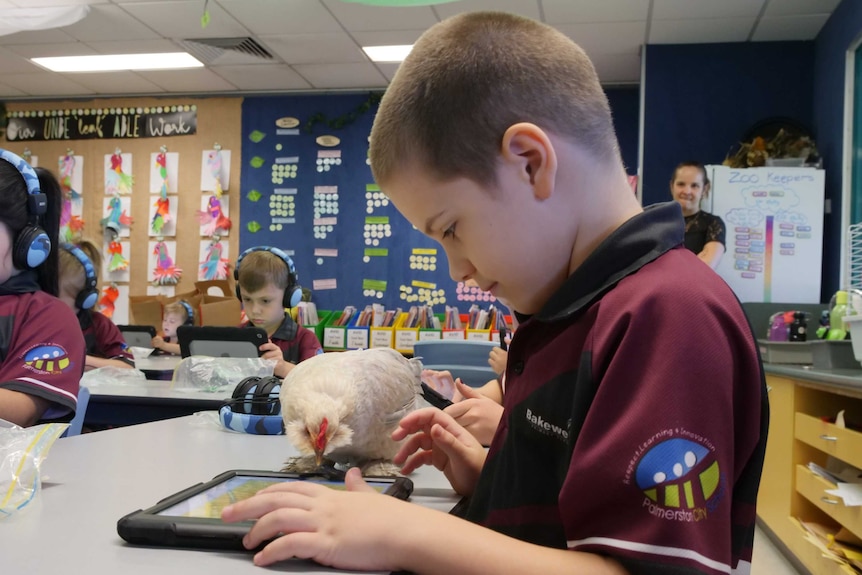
177 326 268 359
117 325 157 348
117 469 413 550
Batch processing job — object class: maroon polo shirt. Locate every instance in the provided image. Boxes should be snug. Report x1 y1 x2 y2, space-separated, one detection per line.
80 310 134 365
242 313 322 364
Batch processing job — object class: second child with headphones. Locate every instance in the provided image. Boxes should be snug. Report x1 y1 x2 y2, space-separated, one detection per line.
235 247 322 379
151 300 195 355
58 240 134 370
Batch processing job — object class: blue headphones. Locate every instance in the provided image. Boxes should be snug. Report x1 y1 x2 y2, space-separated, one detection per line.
218 375 284 435
177 299 195 326
60 243 98 310
0 149 50 270
234 246 302 308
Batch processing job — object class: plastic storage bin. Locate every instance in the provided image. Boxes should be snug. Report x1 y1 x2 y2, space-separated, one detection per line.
809 340 860 369
757 340 813 364
843 315 862 363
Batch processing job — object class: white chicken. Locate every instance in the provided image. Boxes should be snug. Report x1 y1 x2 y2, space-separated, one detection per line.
280 347 423 476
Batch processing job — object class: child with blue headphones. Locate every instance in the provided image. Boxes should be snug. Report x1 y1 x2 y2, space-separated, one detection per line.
235 246 322 378
0 150 86 427
151 300 194 355
58 240 134 371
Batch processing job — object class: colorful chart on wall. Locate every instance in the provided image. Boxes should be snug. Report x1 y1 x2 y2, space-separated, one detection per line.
239 94 487 313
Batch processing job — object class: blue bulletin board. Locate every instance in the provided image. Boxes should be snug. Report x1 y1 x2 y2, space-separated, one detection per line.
240 94 495 314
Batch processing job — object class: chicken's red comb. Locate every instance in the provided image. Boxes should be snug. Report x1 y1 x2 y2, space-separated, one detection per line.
315 418 328 452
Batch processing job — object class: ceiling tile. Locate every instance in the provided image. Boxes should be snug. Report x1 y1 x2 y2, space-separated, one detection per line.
136 67 238 91
652 0 765 20
86 38 182 53
0 28 77 44
60 4 161 42
61 71 166 94
751 13 831 41
764 0 841 17
591 52 641 84
649 17 754 44
121 0 250 40
554 22 646 55
9 0 98 5
543 0 648 24
350 29 425 47
0 81 26 96
321 0 438 32
260 32 366 65
292 62 387 89
1 72 95 96
219 0 343 36
376 62 400 82
6 42 97 58
0 47 42 74
211 64 312 90
433 0 541 21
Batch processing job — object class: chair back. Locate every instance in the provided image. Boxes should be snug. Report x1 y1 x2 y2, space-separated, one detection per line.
64 385 90 437
412 340 499 387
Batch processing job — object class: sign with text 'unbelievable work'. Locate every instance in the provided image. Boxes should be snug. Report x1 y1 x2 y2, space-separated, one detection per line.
5 106 197 141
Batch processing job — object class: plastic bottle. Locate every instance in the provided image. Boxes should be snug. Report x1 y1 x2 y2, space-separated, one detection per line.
789 312 807 342
827 290 849 340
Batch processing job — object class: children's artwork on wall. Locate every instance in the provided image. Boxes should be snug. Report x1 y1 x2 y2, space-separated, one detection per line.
101 196 133 238
197 194 231 237
149 195 178 237
109 284 129 325
98 284 119 319
198 239 230 281
149 240 182 285
147 285 175 297
149 151 179 195
103 239 131 282
58 153 84 243
200 148 230 195
22 152 37 167
104 151 134 195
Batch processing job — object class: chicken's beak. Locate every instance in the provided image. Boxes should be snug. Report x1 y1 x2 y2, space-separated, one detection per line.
314 450 324 467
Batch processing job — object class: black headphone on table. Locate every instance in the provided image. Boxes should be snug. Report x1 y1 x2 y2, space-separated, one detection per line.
60 243 99 310
0 149 50 270
177 299 195 326
234 246 303 308
218 375 285 435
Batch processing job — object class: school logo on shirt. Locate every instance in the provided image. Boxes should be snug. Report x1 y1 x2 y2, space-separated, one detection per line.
22 344 72 375
623 429 726 523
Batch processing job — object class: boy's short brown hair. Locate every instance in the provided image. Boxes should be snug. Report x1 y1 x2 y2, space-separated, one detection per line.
370 11 619 187
236 250 289 295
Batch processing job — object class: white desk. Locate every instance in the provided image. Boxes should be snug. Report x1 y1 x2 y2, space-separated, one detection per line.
2 416 459 574
86 380 228 427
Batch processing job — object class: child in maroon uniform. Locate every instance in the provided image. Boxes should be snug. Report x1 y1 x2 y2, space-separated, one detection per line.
0 152 85 427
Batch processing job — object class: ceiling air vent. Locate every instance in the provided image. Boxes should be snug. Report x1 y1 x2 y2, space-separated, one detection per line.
177 37 274 65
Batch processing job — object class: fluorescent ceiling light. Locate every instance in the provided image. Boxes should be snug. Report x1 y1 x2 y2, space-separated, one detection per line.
32 52 204 73
363 45 413 63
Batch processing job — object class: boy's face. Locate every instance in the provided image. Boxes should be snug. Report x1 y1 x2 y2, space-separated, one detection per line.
240 282 285 332
162 313 183 338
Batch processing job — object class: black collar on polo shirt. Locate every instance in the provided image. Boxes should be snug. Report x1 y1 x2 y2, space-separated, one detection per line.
535 201 685 323
270 312 298 341
0 270 40 295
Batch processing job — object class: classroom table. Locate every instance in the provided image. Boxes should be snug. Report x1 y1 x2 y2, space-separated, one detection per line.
86 380 228 427
2 416 459 574
135 353 183 380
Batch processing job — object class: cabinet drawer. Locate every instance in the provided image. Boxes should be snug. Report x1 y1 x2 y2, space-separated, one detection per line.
787 518 859 575
795 465 862 540
795 413 862 469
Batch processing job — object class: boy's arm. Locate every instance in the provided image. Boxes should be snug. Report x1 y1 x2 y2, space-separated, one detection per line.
697 241 725 269
0 388 50 427
85 355 134 370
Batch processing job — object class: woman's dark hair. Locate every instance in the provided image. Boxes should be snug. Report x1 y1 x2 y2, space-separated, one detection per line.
670 161 710 186
0 161 62 296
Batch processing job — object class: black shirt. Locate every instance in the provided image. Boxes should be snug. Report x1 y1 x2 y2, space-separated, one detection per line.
683 210 726 254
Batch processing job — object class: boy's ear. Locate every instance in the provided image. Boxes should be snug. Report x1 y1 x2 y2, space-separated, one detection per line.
500 123 557 200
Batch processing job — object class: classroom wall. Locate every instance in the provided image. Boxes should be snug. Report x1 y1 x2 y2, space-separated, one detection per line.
814 0 862 299
642 41 815 208
605 86 640 175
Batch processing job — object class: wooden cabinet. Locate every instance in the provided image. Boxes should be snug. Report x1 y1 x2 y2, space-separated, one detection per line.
759 371 862 574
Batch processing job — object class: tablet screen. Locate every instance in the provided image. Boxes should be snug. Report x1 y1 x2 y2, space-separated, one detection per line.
156 475 394 519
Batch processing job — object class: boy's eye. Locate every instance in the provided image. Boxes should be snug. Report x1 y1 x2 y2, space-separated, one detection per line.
442 223 456 240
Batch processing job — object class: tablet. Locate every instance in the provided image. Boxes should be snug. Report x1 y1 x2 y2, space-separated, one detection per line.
117 469 413 550
177 326 268 359
117 325 157 348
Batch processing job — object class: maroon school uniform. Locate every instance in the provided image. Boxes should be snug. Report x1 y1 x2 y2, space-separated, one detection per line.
80 310 134 366
242 313 322 364
464 203 767 575
0 276 85 420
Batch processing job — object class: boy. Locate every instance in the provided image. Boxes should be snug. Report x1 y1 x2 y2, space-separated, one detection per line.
222 12 767 575
151 301 191 355
59 241 133 370
235 247 322 378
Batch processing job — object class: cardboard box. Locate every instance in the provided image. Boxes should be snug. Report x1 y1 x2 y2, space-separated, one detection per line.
129 295 164 330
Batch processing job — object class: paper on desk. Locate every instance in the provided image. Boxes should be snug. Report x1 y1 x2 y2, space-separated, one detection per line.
826 483 862 506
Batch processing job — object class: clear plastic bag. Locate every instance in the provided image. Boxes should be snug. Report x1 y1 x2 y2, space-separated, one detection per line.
171 356 277 392
0 418 68 519
80 366 148 387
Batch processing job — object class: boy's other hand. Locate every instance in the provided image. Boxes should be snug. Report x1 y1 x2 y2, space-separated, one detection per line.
444 381 504 446
259 340 290 378
151 335 164 349
420 369 460 401
221 467 410 570
488 346 508 374
392 407 485 496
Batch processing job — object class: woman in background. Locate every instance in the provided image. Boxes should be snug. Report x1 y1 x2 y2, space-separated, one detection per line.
670 161 726 269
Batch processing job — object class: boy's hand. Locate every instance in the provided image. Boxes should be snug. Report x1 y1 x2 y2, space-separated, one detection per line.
151 335 164 349
488 346 508 374
259 340 291 378
392 407 485 495
420 369 461 401
222 467 409 570
444 381 504 446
